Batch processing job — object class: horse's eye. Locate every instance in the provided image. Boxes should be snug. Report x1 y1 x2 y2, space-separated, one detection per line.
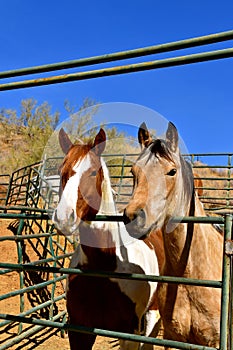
90 170 97 176
167 168 177 176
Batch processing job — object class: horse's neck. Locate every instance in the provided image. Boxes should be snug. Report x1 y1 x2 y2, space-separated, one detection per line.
79 158 120 251
163 193 222 278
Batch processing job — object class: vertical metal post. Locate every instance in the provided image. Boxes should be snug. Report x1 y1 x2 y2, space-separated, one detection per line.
231 261 233 350
220 214 232 349
118 155 126 200
16 219 25 335
191 154 195 166
230 220 233 350
48 233 56 321
226 155 232 208
5 175 13 206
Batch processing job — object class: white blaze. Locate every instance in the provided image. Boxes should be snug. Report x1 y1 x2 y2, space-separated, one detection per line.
52 155 92 235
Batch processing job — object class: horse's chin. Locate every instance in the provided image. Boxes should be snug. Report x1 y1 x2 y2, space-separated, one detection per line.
124 221 157 240
53 221 80 237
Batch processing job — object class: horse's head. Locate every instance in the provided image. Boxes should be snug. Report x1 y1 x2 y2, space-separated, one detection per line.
52 128 106 235
123 122 193 238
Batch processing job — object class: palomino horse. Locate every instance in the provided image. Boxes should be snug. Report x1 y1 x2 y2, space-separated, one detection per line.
53 128 160 350
123 122 223 347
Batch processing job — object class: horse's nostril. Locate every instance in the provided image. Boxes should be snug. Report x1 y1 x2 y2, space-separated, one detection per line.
53 209 58 223
123 209 134 225
123 208 146 228
138 208 145 218
70 209 76 223
137 209 146 228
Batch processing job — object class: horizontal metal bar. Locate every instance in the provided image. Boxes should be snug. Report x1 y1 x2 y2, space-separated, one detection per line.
0 294 65 328
0 212 50 220
94 214 124 221
0 47 233 91
0 253 72 276
21 253 72 267
193 165 233 169
185 152 233 157
0 206 54 218
94 215 225 224
0 30 233 80
0 312 66 350
0 212 226 224
195 177 232 181
201 196 233 200
171 216 225 224
0 313 217 350
198 187 233 191
0 275 65 301
0 262 222 288
0 233 57 241
0 205 48 213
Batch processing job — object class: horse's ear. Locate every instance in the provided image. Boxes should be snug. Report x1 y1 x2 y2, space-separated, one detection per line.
93 128 106 155
59 128 73 154
166 122 179 152
138 122 153 148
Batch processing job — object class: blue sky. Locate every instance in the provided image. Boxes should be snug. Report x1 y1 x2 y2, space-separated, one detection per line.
0 1 233 158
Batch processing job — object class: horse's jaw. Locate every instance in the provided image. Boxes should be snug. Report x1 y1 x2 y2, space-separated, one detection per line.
54 223 80 237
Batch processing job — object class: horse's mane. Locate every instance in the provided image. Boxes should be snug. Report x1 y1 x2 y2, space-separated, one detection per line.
90 158 121 248
98 158 117 216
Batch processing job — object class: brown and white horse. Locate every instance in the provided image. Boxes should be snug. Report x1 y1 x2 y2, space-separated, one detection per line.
123 122 223 347
53 128 160 350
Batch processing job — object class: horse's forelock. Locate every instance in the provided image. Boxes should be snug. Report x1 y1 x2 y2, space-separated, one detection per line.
62 143 92 170
138 139 194 206
150 140 194 196
146 139 174 163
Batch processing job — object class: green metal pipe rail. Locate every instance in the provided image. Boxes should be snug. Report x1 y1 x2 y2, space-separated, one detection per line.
0 30 233 80
0 206 232 349
0 202 232 348
0 30 233 91
0 30 233 348
0 157 232 348
1 152 231 349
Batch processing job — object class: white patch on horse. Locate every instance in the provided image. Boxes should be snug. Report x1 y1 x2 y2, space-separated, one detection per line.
88 158 121 247
53 155 92 235
144 309 161 337
114 236 159 319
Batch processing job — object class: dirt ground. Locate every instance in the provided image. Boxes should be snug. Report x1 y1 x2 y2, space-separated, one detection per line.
0 218 162 350
0 219 120 350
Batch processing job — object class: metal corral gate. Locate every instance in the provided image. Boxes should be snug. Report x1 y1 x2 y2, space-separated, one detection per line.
0 30 232 349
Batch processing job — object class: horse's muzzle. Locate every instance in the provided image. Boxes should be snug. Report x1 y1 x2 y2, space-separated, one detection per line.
123 208 149 239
